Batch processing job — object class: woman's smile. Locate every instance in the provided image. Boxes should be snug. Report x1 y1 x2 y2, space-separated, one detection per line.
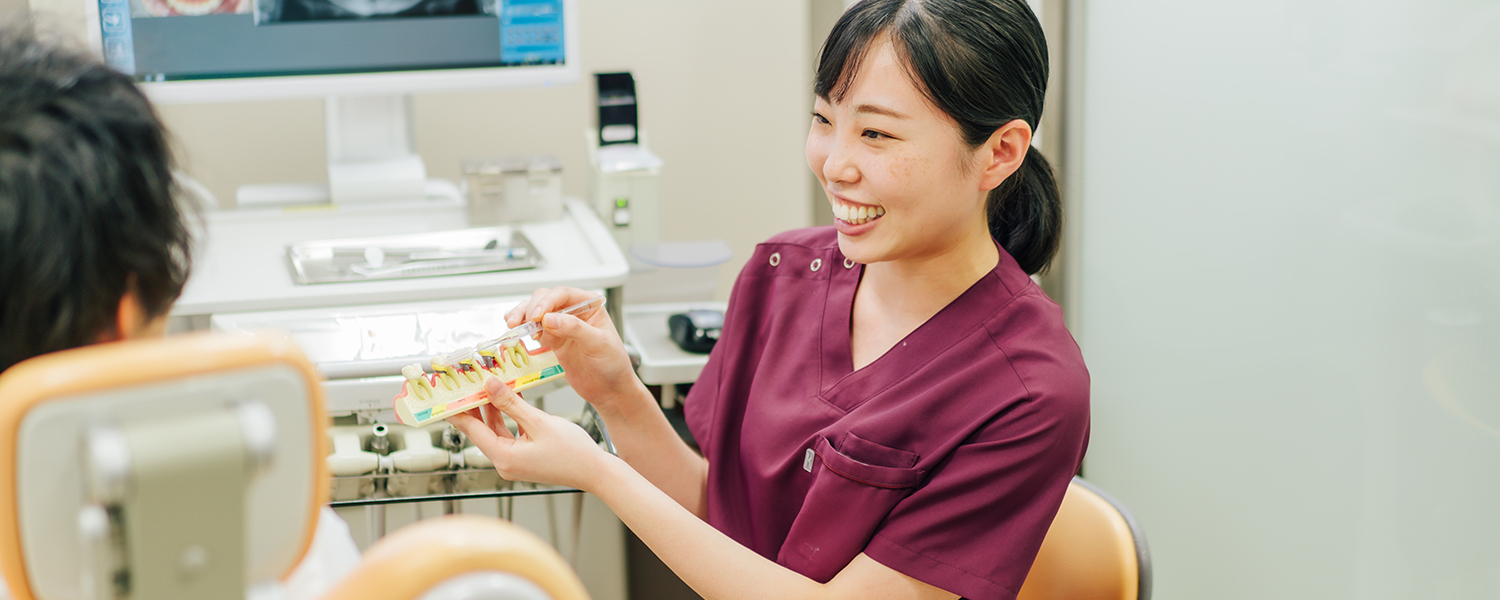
832 198 886 226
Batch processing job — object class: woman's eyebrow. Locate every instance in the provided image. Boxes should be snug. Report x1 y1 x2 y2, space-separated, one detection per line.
855 103 910 119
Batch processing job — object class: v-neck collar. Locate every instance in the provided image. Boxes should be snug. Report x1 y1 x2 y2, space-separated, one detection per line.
817 250 1011 412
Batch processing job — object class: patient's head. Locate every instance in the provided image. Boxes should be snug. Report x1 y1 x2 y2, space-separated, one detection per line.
0 23 193 373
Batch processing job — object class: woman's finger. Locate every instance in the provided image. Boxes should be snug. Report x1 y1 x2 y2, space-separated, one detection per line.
530 287 579 322
511 287 556 327
446 411 510 456
519 286 564 328
484 377 546 432
480 401 514 440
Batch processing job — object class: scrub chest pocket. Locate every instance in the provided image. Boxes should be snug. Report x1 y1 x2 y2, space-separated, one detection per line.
778 432 927 582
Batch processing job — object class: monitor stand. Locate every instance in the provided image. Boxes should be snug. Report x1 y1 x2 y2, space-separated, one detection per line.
236 94 432 209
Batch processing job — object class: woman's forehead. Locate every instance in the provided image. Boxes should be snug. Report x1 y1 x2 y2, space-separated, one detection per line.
825 39 929 113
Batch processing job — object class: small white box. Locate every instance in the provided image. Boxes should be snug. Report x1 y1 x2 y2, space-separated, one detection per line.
462 155 563 225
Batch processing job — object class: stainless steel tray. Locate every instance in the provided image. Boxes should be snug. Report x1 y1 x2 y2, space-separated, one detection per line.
287 228 543 284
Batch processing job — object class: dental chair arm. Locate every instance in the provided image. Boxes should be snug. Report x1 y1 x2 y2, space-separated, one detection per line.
319 515 589 600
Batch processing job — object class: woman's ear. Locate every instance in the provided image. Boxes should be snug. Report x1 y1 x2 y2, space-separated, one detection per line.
977 119 1033 192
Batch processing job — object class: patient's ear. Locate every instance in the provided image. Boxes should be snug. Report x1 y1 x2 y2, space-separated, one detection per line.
105 290 169 342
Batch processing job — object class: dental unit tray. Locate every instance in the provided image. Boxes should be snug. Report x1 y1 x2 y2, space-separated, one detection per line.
286 228 543 284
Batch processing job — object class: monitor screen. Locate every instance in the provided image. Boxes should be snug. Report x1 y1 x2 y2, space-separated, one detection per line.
88 0 577 103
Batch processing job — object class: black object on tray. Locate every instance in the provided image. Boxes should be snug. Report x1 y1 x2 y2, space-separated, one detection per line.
668 310 723 354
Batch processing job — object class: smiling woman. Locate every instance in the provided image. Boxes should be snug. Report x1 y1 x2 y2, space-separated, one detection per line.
445 3 1088 600
811 0 1060 277
807 38 1023 283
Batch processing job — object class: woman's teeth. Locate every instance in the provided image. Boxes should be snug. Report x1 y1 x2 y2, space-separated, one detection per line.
834 203 885 225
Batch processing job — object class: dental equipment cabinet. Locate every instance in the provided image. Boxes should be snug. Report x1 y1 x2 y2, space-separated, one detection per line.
170 185 630 551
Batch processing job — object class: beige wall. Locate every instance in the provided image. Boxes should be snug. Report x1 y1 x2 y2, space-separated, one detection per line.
1 0 24 21
27 0 814 301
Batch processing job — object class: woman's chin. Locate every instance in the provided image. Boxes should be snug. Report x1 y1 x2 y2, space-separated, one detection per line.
834 235 880 266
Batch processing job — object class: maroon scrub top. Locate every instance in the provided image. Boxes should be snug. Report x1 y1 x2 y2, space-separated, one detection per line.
684 227 1090 600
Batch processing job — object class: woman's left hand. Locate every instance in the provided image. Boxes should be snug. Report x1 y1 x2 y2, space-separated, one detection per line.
446 378 613 492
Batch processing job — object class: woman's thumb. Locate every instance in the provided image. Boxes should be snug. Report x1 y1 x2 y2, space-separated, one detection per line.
484 378 536 425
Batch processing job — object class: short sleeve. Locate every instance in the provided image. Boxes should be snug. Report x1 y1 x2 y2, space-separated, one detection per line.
863 392 1089 600
682 339 723 455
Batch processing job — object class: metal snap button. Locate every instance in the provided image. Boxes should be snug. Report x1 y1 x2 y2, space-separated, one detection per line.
843 258 855 269
769 252 781 266
810 258 822 272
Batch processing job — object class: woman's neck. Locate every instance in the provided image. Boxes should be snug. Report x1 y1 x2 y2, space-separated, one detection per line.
860 226 1000 320
849 225 999 370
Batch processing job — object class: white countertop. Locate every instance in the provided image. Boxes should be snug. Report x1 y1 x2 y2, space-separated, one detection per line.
624 301 727 386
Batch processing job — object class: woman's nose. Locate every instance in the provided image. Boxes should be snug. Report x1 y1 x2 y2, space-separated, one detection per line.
822 136 859 185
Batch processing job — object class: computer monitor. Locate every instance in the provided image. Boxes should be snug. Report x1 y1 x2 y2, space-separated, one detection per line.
82 0 580 205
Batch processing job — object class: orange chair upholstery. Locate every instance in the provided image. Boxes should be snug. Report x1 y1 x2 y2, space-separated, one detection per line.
1018 477 1151 600
319 514 591 600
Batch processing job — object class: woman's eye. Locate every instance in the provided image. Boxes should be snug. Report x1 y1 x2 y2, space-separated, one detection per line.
811 112 830 125
863 129 888 140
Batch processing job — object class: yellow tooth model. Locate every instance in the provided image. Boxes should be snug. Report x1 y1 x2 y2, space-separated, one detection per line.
393 340 564 427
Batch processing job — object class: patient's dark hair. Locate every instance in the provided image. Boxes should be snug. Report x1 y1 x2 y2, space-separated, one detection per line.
0 23 192 373
816 0 1061 275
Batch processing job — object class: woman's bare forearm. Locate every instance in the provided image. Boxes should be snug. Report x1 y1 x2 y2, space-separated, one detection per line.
586 456 956 600
592 378 708 517
591 455 824 600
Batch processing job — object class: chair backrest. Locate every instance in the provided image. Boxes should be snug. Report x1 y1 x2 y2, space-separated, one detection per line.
0 333 328 600
1017 477 1151 600
319 514 591 600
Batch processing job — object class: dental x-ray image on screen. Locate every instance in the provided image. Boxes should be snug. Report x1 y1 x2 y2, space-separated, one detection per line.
255 0 484 22
129 0 249 18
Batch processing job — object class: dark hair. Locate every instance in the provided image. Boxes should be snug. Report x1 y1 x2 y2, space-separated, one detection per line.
816 0 1061 275
0 23 193 373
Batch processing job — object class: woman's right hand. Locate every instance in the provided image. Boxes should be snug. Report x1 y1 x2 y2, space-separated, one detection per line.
506 287 643 413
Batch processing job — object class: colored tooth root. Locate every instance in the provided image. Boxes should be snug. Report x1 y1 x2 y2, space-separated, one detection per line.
401 364 435 401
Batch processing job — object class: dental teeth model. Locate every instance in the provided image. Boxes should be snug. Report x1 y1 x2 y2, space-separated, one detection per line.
392 296 604 427
394 337 565 427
